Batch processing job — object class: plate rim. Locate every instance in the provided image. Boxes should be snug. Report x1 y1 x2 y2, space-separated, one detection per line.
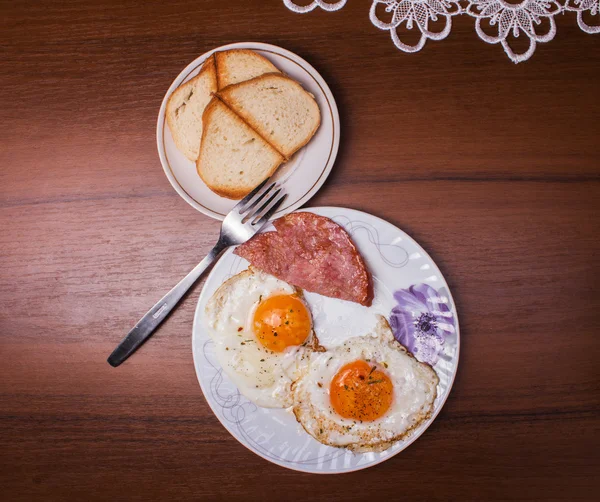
191 206 461 474
156 42 340 220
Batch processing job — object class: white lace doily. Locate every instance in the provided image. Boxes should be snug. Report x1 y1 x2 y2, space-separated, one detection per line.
283 0 599 63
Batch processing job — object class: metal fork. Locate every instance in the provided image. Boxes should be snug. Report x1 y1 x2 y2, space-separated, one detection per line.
107 179 286 367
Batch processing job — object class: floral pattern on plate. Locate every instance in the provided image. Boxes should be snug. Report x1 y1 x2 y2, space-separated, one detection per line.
390 283 456 366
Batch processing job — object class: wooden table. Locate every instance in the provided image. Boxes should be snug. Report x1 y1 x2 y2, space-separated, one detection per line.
2 0 599 500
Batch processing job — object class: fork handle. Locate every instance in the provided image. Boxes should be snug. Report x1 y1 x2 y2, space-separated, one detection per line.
107 240 228 367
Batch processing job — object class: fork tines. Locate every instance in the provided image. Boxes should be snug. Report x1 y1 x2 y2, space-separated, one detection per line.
236 179 286 225
250 186 285 225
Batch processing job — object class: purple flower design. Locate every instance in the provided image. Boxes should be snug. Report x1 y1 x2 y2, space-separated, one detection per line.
389 283 455 366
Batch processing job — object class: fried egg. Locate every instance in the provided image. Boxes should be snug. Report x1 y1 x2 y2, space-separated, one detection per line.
205 268 320 408
291 317 439 452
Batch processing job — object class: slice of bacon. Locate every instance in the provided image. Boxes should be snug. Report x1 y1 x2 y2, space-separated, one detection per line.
234 212 373 306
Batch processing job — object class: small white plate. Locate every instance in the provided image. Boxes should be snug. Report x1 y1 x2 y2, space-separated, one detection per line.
192 207 460 473
156 42 340 220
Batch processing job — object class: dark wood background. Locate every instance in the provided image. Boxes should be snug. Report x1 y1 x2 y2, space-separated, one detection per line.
1 0 599 500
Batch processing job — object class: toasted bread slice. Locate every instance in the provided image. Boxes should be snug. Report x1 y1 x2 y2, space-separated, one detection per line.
197 98 285 199
165 55 218 161
215 49 280 89
217 73 321 159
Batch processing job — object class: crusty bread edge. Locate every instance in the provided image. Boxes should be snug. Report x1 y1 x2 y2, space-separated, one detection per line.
216 72 321 160
213 51 222 90
214 49 279 90
196 97 284 200
165 54 217 161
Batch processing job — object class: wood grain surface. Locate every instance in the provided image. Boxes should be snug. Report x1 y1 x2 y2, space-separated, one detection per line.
1 0 599 500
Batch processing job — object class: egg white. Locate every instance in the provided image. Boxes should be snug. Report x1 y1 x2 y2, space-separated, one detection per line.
292 317 439 452
205 268 318 408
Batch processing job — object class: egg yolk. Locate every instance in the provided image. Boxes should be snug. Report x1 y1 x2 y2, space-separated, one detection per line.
252 294 311 352
330 360 393 421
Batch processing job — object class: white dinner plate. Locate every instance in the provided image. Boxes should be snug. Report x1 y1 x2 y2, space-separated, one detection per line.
192 207 460 473
156 42 340 220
